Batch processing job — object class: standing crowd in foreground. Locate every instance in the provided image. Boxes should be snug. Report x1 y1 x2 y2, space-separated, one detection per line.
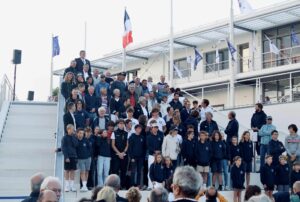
29 50 300 202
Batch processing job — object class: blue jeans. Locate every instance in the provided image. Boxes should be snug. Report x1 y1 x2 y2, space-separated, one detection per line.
222 159 229 187
260 144 269 171
97 156 111 186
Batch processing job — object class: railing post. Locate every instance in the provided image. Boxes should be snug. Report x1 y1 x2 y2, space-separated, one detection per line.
290 72 293 102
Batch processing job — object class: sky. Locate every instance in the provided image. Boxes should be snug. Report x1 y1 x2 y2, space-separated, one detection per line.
0 0 288 101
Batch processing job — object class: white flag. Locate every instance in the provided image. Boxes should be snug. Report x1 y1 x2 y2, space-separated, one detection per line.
173 64 183 79
238 0 253 14
215 49 220 64
265 35 280 55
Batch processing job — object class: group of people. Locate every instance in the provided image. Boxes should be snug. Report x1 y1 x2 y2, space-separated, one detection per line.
57 50 300 202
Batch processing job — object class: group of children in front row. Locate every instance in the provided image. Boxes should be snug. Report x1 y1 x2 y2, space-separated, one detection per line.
61 123 300 202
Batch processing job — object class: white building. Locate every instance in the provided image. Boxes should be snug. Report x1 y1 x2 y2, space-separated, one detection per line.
90 0 300 109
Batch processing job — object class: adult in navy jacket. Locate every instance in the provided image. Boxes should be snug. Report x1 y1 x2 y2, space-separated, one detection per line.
75 50 91 75
184 110 199 135
224 111 239 143
85 86 100 119
92 107 110 131
199 112 219 137
133 97 149 119
251 103 267 155
63 102 76 133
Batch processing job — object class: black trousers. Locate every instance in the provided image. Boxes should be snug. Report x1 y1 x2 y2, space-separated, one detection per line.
87 157 98 188
111 156 128 188
130 157 144 186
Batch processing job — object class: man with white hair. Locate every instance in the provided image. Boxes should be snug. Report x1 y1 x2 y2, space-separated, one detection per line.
149 187 169 202
105 174 128 202
37 190 58 202
291 181 300 202
92 107 110 131
172 166 203 202
133 96 149 119
22 173 45 202
40 176 62 201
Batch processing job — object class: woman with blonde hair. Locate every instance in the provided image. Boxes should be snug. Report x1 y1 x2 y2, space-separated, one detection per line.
96 186 116 202
126 187 142 202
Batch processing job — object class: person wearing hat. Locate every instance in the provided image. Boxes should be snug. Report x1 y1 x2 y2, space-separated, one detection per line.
259 116 276 171
111 72 127 99
128 124 146 187
162 126 181 168
95 74 110 97
146 121 164 189
111 119 128 189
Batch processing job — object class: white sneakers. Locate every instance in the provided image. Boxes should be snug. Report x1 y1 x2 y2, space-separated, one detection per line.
65 180 76 192
80 186 88 192
64 183 70 192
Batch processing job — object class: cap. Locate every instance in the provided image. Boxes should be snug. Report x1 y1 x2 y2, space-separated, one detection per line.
293 161 300 166
267 116 273 120
151 123 159 128
170 125 179 131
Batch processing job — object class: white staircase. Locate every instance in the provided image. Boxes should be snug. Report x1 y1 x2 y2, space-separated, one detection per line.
0 102 57 197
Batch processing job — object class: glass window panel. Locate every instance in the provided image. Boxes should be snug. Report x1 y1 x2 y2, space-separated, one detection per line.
278 26 290 36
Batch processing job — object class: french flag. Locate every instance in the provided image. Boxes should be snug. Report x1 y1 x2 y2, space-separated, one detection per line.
123 9 133 48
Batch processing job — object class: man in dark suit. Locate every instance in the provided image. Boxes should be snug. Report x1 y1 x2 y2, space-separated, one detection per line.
225 111 239 143
105 174 128 202
172 166 202 202
75 50 91 75
134 96 149 119
63 102 76 133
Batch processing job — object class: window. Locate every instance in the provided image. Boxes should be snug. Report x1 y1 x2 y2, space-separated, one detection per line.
205 48 229 73
171 58 191 79
238 43 250 73
262 21 300 68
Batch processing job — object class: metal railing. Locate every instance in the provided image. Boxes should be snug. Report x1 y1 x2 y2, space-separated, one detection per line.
54 77 64 202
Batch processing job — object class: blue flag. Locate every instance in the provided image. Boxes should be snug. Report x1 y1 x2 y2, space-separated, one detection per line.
52 36 60 57
227 40 236 61
194 48 203 70
291 26 299 46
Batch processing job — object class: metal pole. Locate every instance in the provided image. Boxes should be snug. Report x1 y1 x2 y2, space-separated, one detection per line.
290 72 293 102
13 64 17 101
122 48 126 72
84 21 87 51
50 34 54 97
229 0 235 108
169 0 174 86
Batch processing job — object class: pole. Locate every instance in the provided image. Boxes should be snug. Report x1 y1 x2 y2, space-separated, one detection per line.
50 34 54 97
229 0 235 108
84 21 87 51
13 64 17 101
122 48 126 72
169 0 174 87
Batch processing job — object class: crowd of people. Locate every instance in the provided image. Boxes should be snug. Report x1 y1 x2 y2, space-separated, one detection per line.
22 50 300 202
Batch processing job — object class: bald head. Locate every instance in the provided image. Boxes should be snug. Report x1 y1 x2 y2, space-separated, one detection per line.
38 190 58 202
104 174 120 192
30 173 45 193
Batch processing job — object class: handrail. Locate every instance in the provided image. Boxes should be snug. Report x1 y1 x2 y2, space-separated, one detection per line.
54 76 64 202
0 74 13 111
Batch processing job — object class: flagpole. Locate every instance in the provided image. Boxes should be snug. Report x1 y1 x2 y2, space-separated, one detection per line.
169 0 174 87
50 34 54 97
84 21 87 51
229 0 235 108
122 48 126 72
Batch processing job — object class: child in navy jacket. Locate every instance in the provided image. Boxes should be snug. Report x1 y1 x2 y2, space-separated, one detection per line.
291 161 300 189
231 156 245 202
239 131 253 187
228 136 242 165
260 155 276 198
268 130 285 167
195 131 211 187
211 131 226 191
149 153 165 188
181 131 195 166
163 156 174 182
275 155 290 192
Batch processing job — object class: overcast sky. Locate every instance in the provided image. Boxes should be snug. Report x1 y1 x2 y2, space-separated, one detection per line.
0 0 287 101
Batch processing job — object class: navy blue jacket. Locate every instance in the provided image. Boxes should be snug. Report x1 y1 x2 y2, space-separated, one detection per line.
75 57 91 74
61 134 78 159
200 120 219 137
110 97 126 115
74 110 89 128
87 135 96 158
251 110 267 130
181 139 195 164
180 107 191 124
239 140 254 163
184 117 199 135
133 104 149 119
164 166 174 181
268 139 285 166
96 137 111 157
195 140 211 166
275 163 290 185
228 144 242 163
149 163 165 183
231 164 245 189
169 100 183 111
85 93 100 113
92 115 110 131
260 163 276 186
61 81 75 100
112 129 128 157
211 140 226 160
21 192 39 202
146 131 164 155
110 80 127 98
291 171 300 187
225 118 239 142
77 137 92 159
128 133 146 159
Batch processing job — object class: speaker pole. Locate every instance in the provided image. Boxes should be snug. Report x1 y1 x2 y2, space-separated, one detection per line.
50 34 54 97
13 64 17 101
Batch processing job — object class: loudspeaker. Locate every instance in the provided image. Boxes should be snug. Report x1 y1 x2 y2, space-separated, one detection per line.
27 91 34 101
13 49 22 64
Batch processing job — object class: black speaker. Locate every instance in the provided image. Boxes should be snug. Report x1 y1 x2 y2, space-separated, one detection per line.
13 49 22 64
27 91 34 101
